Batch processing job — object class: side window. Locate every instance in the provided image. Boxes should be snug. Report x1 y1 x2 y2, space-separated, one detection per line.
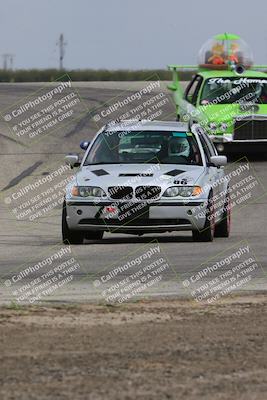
184 75 203 105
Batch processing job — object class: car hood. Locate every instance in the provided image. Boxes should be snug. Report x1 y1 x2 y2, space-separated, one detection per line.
201 103 267 123
75 164 205 188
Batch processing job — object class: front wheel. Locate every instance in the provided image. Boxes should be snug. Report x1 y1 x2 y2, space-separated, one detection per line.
62 201 84 244
214 191 231 238
192 194 215 242
84 231 104 240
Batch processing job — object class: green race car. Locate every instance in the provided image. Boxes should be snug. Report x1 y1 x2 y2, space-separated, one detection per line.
168 33 267 153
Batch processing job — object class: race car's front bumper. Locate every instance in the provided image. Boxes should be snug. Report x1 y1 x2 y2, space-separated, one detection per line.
65 200 207 233
211 116 267 152
211 134 267 153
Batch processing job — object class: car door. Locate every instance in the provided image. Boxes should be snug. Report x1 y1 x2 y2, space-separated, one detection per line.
200 132 226 220
203 132 225 189
181 75 203 121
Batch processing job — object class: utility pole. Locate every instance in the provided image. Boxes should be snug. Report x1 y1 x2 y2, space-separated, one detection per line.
57 34 67 70
2 54 14 70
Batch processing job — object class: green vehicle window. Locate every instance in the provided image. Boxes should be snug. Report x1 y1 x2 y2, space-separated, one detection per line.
200 77 267 105
184 75 203 105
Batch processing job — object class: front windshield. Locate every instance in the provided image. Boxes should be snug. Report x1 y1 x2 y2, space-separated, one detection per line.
84 130 202 166
200 77 267 105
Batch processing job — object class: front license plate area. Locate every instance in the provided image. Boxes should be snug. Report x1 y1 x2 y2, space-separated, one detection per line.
118 202 150 224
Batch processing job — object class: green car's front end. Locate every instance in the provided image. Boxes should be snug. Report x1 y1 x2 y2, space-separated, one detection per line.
168 33 267 153
194 70 267 153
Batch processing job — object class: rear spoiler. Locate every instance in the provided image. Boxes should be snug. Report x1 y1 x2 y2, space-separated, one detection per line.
168 64 198 70
167 65 197 93
167 64 267 92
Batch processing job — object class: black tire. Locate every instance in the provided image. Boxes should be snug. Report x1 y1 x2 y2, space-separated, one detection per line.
214 190 231 238
62 201 84 244
84 231 104 240
192 193 215 242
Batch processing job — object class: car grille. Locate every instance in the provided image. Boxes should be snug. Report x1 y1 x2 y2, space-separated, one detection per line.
135 186 161 200
234 119 267 140
79 218 190 226
108 186 133 199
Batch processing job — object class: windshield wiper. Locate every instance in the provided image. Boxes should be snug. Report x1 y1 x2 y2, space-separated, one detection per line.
84 162 122 166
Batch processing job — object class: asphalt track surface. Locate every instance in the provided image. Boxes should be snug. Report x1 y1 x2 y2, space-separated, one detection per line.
0 81 266 304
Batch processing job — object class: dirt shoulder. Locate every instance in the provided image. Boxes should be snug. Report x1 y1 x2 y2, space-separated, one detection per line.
0 294 266 400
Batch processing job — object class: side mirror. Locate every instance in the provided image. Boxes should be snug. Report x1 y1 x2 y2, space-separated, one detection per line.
167 83 178 91
187 94 193 103
80 141 90 151
210 155 227 167
65 154 81 168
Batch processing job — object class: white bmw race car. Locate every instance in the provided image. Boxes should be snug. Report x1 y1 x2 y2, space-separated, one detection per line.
62 120 231 244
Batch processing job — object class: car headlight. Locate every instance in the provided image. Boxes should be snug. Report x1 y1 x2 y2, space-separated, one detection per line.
220 122 228 132
209 122 217 132
163 186 202 197
163 187 180 197
71 186 107 197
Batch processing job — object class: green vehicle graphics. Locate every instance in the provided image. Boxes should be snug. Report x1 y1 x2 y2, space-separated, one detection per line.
168 33 267 152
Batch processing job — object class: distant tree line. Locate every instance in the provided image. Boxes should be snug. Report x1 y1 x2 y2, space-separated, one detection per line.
0 69 195 82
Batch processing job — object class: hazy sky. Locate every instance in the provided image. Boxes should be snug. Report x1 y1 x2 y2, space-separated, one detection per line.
1 0 267 70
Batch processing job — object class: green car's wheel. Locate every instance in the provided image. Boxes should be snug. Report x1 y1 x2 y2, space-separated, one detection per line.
62 201 84 245
192 193 215 242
